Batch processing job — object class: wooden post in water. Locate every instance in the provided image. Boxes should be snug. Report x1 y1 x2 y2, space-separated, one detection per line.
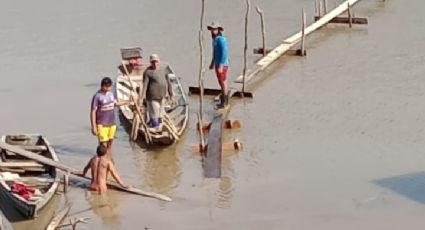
300 8 306 56
63 172 69 193
256 6 266 57
198 0 205 122
242 0 250 93
347 2 353 28
323 0 328 14
318 0 322 17
197 112 205 153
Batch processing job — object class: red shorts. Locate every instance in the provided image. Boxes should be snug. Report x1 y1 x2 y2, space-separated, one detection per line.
215 65 228 83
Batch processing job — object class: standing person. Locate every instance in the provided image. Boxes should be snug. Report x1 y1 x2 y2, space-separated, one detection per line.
90 77 130 151
79 144 128 194
207 21 229 109
140 54 174 128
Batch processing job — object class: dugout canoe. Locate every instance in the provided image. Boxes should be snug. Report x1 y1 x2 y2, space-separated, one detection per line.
116 50 188 146
0 135 60 218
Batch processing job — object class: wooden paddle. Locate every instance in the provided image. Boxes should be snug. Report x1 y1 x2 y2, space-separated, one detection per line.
120 61 152 144
0 142 172 202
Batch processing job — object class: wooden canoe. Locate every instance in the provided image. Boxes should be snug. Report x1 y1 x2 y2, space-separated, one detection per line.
0 135 60 218
116 61 189 146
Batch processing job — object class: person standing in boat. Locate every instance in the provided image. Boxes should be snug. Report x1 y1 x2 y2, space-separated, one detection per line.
140 54 174 128
208 21 230 109
90 77 130 151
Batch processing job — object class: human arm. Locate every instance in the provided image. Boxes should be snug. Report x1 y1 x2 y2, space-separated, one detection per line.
165 67 174 99
79 158 92 177
90 96 98 136
209 39 215 69
108 162 128 188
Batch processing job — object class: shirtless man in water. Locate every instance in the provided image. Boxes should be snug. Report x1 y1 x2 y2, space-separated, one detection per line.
80 144 128 193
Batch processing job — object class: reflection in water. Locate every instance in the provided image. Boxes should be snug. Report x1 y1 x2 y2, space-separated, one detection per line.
215 152 236 209
84 191 121 226
131 144 182 197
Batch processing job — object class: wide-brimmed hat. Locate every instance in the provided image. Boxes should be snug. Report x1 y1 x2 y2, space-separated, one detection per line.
207 21 224 31
150 53 160 62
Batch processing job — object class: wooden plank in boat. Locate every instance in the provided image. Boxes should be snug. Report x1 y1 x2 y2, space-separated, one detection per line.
17 145 47 152
0 167 25 173
167 106 184 119
171 114 186 129
0 162 44 168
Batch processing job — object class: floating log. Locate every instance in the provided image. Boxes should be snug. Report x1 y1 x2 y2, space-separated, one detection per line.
234 0 365 84
0 142 172 202
203 115 224 178
314 16 368 24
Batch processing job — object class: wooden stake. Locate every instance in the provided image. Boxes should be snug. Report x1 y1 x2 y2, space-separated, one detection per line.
314 1 318 16
348 2 353 28
197 113 205 152
318 0 322 17
300 8 306 57
242 0 250 93
255 6 266 57
323 0 328 14
63 172 69 193
198 0 206 122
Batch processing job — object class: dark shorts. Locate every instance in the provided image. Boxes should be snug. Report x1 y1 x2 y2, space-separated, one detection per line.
215 65 228 83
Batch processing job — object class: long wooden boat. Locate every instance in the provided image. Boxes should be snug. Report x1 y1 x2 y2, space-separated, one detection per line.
0 135 60 218
116 48 189 146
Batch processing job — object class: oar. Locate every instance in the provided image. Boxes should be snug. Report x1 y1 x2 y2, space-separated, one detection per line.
120 61 152 144
0 142 172 202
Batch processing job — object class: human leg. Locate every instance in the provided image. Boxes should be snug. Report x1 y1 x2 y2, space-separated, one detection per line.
148 100 161 127
215 66 229 108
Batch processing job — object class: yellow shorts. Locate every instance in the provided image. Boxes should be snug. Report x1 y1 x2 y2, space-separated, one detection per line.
97 125 116 143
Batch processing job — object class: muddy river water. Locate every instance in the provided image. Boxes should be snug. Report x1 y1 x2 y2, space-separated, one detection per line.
1 0 425 229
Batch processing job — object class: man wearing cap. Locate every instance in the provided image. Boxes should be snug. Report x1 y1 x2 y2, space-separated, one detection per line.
207 21 229 109
91 77 130 151
141 54 174 128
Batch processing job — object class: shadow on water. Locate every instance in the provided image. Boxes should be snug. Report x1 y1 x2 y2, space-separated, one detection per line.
374 171 425 204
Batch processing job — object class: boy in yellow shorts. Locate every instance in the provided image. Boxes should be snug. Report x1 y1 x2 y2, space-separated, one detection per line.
91 77 130 152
